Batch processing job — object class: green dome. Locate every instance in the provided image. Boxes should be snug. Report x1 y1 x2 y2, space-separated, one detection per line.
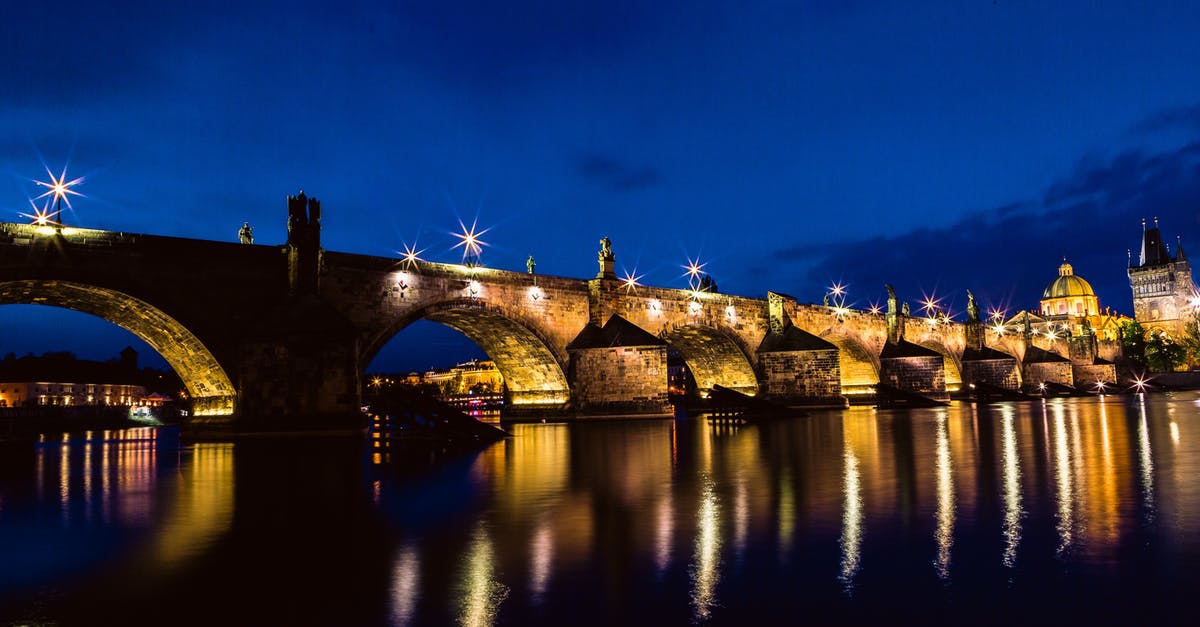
1042 262 1095 299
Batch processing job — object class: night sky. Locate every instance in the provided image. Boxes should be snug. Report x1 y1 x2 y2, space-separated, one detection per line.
3 1 1200 373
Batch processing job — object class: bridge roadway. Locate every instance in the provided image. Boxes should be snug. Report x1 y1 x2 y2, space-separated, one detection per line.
0 195 1118 432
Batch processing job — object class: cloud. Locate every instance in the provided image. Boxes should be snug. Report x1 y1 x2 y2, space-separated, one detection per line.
576 153 662 192
762 109 1200 315
1129 102 1200 135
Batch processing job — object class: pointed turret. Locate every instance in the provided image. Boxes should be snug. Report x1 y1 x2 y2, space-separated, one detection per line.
1138 218 1172 266
1177 236 1187 262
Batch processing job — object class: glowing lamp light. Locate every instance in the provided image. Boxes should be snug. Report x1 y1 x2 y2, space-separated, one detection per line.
991 323 1006 336
689 300 703 316
528 285 543 301
829 282 846 298
869 304 882 315
452 218 489 263
725 305 736 322
649 299 662 315
467 280 482 297
621 270 642 292
1094 381 1107 394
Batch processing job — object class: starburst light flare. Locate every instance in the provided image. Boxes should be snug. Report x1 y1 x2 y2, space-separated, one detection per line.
452 219 489 263
683 257 706 282
34 165 84 214
399 241 425 270
919 292 942 315
19 198 57 226
829 282 846 298
621 269 643 292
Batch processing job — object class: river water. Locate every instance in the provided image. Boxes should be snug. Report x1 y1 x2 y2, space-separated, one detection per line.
1 395 1198 625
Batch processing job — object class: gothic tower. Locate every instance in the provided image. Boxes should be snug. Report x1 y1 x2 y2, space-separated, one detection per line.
1128 218 1194 335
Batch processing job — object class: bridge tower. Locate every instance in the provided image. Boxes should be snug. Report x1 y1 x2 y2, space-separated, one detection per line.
1128 217 1194 336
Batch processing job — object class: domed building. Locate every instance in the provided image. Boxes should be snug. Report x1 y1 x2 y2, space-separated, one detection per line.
1010 258 1130 341
1040 261 1099 317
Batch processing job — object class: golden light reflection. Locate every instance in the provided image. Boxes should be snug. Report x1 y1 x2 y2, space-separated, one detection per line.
734 474 749 561
933 411 954 581
458 524 508 627
1171 421 1180 446
777 470 794 556
689 477 721 621
1136 400 1156 522
839 448 863 592
1051 403 1074 554
147 442 235 569
1000 406 1022 568
390 544 420 626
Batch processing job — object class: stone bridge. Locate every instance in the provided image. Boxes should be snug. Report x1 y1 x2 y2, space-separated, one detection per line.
0 193 1120 432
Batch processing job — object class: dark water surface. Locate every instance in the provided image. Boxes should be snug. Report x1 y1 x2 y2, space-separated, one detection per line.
2 396 1199 625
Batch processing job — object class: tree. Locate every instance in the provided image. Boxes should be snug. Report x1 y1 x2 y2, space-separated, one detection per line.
1146 330 1186 372
1119 320 1148 370
1181 312 1200 367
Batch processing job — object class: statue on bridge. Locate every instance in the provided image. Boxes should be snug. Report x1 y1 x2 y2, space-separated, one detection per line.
526 255 536 274
901 302 910 316
886 284 898 315
599 236 614 262
966 290 979 322
238 222 254 245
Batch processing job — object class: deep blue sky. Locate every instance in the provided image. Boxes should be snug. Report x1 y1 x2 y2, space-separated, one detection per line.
3 1 1200 372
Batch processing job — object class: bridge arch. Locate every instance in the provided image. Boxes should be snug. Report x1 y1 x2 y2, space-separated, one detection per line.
816 332 881 396
660 323 758 397
363 298 570 406
914 339 963 391
0 280 236 415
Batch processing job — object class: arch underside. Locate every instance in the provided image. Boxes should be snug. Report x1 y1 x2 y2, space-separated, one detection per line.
423 308 570 406
821 334 879 395
0 280 236 415
915 341 963 390
663 325 758 396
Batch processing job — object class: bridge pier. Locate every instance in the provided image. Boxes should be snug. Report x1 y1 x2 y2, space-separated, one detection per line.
960 320 1020 390
566 315 672 416
757 322 844 406
879 341 949 403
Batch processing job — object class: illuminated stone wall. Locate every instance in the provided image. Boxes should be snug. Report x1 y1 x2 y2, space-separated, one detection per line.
879 354 947 401
1073 364 1117 386
568 345 671 415
758 349 842 404
1023 361 1073 388
961 358 1020 389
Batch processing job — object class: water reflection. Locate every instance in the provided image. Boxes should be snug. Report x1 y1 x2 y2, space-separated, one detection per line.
390 544 420 626
1136 399 1156 523
933 410 954 580
999 405 1022 568
529 517 554 604
690 476 721 621
458 523 508 627
839 443 863 592
6 397 1200 624
1050 402 1074 554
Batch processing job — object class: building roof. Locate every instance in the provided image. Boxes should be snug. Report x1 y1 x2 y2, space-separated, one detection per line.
1137 222 1174 267
1042 261 1096 299
757 325 837 352
880 340 941 359
566 314 667 350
